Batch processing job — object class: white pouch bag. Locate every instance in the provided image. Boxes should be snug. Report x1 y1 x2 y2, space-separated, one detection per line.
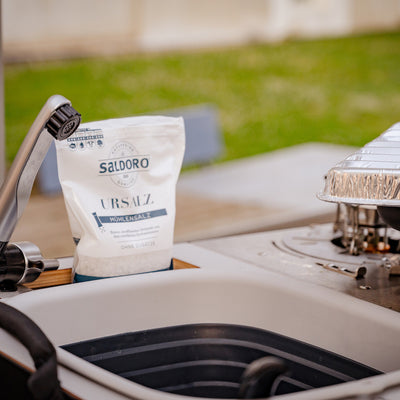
55 116 185 281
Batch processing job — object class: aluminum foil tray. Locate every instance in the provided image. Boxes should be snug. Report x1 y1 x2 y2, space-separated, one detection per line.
318 122 400 206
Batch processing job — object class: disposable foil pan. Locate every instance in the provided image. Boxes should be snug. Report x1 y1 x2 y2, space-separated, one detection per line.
318 122 400 206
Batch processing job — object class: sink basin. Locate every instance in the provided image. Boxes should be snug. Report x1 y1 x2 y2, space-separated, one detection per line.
62 322 380 398
2 247 400 399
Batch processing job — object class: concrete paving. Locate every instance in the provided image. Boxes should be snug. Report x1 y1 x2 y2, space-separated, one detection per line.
176 142 356 239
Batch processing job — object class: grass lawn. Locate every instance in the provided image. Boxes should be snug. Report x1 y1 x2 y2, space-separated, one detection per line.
4 31 400 166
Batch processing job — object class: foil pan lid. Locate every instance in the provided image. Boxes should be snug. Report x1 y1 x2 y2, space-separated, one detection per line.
318 122 400 206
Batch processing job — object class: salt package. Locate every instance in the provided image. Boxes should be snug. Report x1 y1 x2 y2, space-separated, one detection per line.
55 116 185 281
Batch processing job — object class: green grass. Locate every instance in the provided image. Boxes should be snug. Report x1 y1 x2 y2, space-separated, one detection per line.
4 32 400 165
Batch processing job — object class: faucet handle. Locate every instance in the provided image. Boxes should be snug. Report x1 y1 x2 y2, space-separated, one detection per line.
0 242 59 292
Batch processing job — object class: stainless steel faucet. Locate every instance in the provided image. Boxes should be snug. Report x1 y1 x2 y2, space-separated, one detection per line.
0 95 81 290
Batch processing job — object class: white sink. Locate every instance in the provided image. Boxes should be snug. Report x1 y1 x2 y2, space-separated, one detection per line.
2 246 400 399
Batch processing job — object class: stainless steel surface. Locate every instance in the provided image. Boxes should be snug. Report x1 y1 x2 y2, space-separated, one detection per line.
318 122 400 205
382 254 400 276
196 224 400 311
316 262 367 279
0 95 71 244
12 241 59 284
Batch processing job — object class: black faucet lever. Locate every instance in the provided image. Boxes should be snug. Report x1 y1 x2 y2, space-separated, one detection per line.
238 356 289 399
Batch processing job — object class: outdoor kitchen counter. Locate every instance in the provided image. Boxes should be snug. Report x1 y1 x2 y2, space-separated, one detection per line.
176 224 400 313
9 218 400 314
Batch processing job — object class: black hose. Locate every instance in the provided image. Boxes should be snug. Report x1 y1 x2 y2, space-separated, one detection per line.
0 302 65 400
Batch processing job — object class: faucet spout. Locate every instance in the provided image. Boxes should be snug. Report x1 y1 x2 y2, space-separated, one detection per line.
0 95 81 253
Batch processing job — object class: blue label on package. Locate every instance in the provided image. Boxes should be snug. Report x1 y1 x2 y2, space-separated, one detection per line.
92 209 167 228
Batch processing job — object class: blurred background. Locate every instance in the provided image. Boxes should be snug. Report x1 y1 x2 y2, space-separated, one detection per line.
2 0 400 165
1 0 400 256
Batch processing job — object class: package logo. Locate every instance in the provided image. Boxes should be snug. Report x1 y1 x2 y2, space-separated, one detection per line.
98 142 150 188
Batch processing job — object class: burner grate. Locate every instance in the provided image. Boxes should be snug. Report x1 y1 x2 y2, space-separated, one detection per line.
334 204 392 255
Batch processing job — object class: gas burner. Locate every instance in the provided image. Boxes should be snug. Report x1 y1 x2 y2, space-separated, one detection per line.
280 223 400 279
313 122 400 277
332 203 393 256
